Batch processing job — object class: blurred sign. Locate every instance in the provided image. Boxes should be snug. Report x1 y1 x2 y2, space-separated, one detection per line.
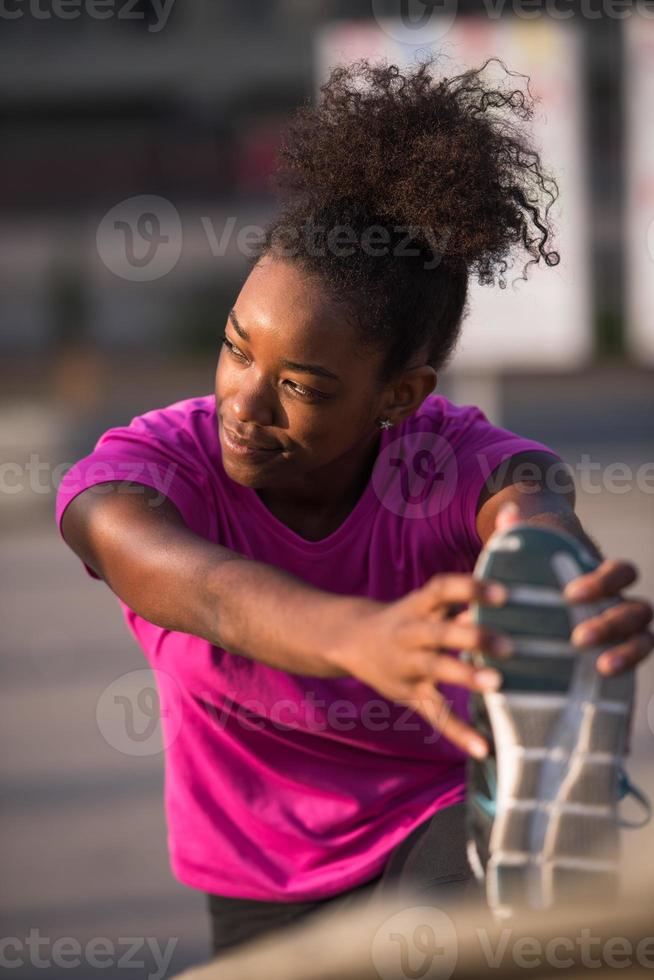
315 19 591 372
625 16 654 365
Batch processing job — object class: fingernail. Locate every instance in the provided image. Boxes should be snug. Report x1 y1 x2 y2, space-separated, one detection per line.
565 582 590 601
492 636 514 657
572 625 597 646
477 668 502 691
486 583 507 605
469 738 489 759
607 655 625 674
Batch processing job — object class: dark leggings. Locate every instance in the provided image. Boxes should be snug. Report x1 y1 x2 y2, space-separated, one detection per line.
206 801 476 956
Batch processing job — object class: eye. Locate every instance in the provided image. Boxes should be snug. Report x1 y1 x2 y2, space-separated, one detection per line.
220 337 330 401
282 380 330 402
221 337 247 362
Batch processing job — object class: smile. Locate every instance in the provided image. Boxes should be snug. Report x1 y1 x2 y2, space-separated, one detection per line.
221 425 282 460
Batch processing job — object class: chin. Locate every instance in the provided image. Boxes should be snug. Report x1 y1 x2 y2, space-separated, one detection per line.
220 450 279 489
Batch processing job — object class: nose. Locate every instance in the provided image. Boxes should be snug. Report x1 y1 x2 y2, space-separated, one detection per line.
228 372 275 428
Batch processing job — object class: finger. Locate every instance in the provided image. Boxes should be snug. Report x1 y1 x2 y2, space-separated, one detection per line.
494 500 522 532
597 631 654 675
572 600 654 648
401 649 503 692
407 574 507 616
452 608 473 625
407 683 490 759
564 559 637 602
434 653 503 693
440 621 514 657
405 619 513 658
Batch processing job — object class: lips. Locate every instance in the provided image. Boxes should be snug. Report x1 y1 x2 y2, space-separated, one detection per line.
223 425 280 451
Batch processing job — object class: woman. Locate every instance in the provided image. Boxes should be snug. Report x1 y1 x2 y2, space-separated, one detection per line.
56 60 653 955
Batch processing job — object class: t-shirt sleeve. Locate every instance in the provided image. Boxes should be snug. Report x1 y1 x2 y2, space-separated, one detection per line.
55 408 215 581
441 403 566 562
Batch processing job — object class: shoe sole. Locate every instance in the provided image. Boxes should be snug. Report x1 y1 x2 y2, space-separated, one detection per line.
469 523 634 917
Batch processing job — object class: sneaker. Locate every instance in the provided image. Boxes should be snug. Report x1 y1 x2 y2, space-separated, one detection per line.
465 522 642 918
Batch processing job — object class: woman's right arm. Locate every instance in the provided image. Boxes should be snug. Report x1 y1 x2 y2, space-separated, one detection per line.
61 480 366 677
61 481 508 756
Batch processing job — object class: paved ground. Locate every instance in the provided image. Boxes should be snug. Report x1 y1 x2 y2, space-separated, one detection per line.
1 523 210 979
1 370 654 978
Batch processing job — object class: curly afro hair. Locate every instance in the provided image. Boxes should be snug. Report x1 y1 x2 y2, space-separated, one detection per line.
259 57 560 381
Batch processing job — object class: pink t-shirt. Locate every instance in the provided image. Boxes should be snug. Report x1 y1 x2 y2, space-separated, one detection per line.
55 393 557 901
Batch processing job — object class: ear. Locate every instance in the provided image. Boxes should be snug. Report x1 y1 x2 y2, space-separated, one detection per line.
380 365 437 423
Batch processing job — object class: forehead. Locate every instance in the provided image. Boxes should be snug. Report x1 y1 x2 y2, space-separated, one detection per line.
233 256 366 364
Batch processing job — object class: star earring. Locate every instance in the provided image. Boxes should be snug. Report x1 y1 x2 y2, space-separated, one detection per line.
378 417 393 430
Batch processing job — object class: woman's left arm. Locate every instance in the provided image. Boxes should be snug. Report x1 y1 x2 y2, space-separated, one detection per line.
475 450 654 677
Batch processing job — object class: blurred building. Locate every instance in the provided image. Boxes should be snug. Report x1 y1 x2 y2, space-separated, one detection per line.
0 0 631 369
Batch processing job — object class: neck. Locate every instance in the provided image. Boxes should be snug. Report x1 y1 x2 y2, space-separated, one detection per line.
256 430 381 539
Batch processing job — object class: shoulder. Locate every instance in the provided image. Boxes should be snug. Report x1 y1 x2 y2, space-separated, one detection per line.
120 394 217 443
96 394 219 468
57 394 221 547
396 393 566 553
403 393 549 462
407 393 489 440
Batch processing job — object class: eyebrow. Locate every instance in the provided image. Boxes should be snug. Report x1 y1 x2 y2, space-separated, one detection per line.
228 308 342 384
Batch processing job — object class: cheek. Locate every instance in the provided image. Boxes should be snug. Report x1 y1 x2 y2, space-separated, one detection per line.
291 400 373 459
215 350 234 402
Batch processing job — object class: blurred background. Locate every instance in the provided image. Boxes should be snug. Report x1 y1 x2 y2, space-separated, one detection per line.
1 1 653 977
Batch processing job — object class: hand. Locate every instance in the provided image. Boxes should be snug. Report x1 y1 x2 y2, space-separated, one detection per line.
329 575 512 759
496 501 654 678
564 562 654 676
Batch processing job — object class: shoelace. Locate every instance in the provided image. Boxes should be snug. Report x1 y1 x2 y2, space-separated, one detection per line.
618 768 653 829
473 764 651 828
472 756 497 819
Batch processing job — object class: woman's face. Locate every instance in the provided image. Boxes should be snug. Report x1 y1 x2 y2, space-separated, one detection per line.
215 255 400 490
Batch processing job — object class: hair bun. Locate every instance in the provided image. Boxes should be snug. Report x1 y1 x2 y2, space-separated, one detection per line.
273 57 560 287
